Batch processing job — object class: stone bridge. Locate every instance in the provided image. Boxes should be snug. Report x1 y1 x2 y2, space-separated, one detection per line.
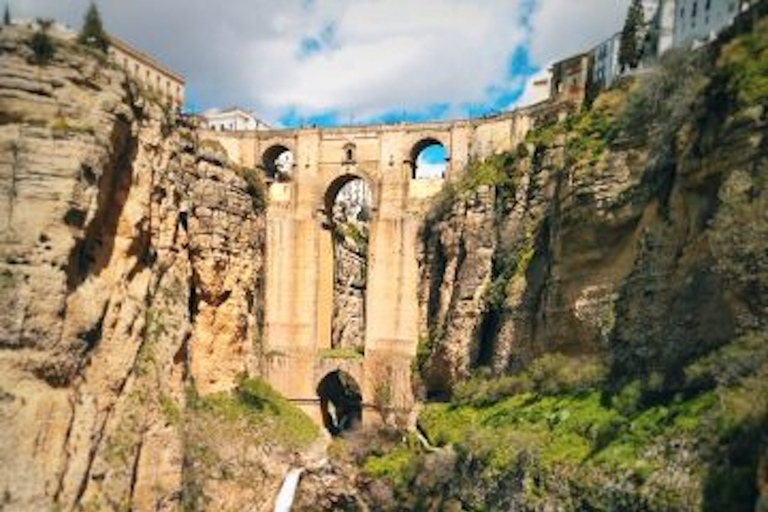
206 110 535 428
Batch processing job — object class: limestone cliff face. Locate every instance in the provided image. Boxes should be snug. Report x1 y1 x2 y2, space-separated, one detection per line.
0 25 265 511
418 55 766 398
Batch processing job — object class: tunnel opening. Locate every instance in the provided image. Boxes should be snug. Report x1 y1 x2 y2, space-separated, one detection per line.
411 138 447 179
325 175 372 353
317 370 363 435
262 145 294 181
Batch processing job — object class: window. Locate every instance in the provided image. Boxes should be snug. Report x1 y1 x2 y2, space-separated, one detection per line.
343 144 355 163
705 0 711 10
692 1 697 17
680 6 685 18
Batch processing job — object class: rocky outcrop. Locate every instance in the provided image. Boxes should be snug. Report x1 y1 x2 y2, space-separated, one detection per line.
0 25 265 511
330 204 369 352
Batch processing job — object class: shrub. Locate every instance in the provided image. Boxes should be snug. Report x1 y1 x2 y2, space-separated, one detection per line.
453 353 606 407
28 19 55 65
190 377 318 448
77 3 109 53
716 17 768 107
616 47 711 167
241 167 267 212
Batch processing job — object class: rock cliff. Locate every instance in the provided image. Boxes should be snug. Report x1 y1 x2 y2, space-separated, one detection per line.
0 24 270 511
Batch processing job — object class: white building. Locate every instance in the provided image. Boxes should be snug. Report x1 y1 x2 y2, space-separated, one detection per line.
670 0 742 47
201 108 270 132
591 32 622 90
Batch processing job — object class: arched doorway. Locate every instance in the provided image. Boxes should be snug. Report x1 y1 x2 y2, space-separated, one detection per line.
324 175 372 353
317 370 363 435
411 138 447 179
262 145 294 180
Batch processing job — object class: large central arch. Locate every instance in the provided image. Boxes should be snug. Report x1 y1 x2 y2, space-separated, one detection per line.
322 174 373 353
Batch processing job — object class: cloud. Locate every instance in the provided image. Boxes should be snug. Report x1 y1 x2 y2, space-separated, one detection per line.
528 0 629 66
12 0 632 126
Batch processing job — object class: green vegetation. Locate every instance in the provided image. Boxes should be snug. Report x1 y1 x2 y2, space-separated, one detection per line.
241 167 268 212
453 353 606 406
187 377 318 449
28 19 55 65
49 116 96 138
525 105 616 168
619 0 645 71
361 332 765 511
363 444 419 490
617 47 710 168
335 221 368 251
182 378 319 510
78 2 109 53
159 394 181 426
319 347 364 360
716 16 768 107
425 151 518 228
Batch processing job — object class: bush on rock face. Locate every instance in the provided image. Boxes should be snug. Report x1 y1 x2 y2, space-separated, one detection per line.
28 19 55 65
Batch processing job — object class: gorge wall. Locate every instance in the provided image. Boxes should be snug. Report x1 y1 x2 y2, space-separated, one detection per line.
1 11 767 512
0 25 274 511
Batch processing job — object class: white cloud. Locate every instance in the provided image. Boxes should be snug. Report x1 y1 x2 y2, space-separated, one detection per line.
12 0 634 125
528 0 630 66
248 0 528 120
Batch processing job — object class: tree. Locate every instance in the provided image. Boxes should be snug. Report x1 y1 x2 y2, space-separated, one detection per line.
77 2 108 53
28 18 55 64
619 0 645 72
4 4 10 25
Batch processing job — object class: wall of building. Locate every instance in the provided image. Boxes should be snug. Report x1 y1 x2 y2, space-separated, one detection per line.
204 111 269 131
592 33 621 89
551 54 591 105
672 0 740 46
109 44 184 107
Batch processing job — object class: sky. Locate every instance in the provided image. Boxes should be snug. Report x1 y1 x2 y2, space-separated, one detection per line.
10 0 632 128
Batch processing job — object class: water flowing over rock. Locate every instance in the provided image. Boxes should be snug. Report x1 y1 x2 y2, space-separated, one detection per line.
273 468 303 512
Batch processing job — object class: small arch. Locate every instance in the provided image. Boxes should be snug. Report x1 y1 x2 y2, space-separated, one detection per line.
261 145 294 181
411 138 448 179
343 142 356 164
317 370 363 435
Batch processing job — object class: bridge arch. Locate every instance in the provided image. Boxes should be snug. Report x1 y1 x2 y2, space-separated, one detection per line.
410 137 448 179
261 144 294 180
317 370 363 435
323 172 375 220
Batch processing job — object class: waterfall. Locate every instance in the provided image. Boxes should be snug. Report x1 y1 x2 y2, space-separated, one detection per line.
273 468 304 512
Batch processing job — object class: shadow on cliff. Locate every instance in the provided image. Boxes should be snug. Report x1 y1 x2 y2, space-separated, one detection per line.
66 116 139 290
702 413 766 512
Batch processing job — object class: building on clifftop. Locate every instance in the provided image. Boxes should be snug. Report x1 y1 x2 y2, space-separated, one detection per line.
200 107 271 131
108 35 185 108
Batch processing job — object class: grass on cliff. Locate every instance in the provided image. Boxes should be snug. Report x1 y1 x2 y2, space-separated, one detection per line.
363 333 767 511
187 377 318 449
